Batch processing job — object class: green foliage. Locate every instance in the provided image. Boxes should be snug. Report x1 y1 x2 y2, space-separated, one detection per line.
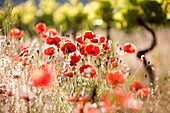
139 1 166 25
0 0 15 35
37 0 59 27
11 0 37 37
96 0 113 23
0 0 170 36
53 1 88 35
119 0 168 32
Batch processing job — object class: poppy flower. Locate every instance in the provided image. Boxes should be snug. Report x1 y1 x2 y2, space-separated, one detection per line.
45 36 54 45
130 80 149 99
44 47 55 56
79 64 97 79
85 44 100 56
119 92 143 111
48 28 58 36
39 32 48 38
0 85 6 94
102 43 111 51
53 36 62 48
121 43 136 54
130 80 144 91
113 87 124 97
79 45 86 55
70 52 81 66
84 31 96 39
90 37 99 43
76 35 85 44
15 54 31 66
9 28 24 38
84 103 98 113
22 95 32 101
137 87 149 99
110 57 118 67
60 40 76 54
35 22 47 33
99 36 107 43
65 92 77 102
27 64 58 90
99 52 104 58
19 44 29 56
78 96 88 105
107 69 126 87
100 93 114 109
64 70 74 77
40 28 58 39
45 35 62 48
6 91 14 96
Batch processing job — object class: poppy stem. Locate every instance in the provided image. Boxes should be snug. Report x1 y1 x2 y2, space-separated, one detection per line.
129 60 144 82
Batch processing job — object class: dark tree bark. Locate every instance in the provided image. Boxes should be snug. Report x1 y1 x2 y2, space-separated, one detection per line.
72 30 76 41
28 29 33 38
106 22 111 40
137 19 157 88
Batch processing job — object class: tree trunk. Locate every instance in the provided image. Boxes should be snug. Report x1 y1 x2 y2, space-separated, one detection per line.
137 19 157 88
72 30 76 41
106 22 111 40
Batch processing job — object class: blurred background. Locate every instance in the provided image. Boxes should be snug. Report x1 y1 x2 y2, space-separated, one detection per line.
0 0 170 112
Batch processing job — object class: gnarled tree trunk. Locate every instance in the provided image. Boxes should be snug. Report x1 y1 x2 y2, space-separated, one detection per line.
137 19 157 88
106 22 111 40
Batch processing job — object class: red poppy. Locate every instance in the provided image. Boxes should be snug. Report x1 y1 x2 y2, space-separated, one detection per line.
130 80 144 91
40 28 58 39
79 45 86 55
35 22 47 33
107 69 126 87
100 93 114 109
53 36 62 48
76 35 85 44
85 44 100 56
39 32 48 38
84 103 98 113
48 28 58 36
119 92 143 111
102 43 111 51
65 92 77 102
44 47 55 56
99 52 104 58
130 80 149 99
113 87 124 97
19 44 29 56
22 95 32 101
78 96 88 105
90 37 99 43
70 52 81 66
84 31 96 39
64 70 74 77
15 55 31 66
0 85 6 94
110 57 118 67
138 87 149 99
60 40 76 54
99 36 107 43
121 42 136 54
20 44 29 52
45 36 62 48
9 28 24 38
79 64 97 79
27 64 58 90
45 36 54 45
6 91 14 96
